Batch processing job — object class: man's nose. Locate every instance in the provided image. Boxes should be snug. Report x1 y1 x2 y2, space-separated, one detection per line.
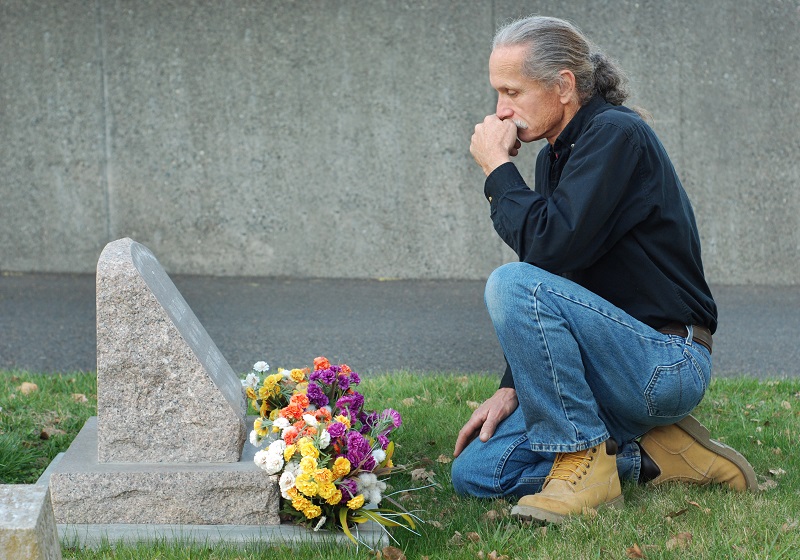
495 100 513 120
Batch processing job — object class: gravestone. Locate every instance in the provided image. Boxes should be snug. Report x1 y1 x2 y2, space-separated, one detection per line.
48 238 279 527
0 485 62 560
95 238 245 463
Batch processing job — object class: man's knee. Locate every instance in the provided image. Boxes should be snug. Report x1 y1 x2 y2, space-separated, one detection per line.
485 262 542 324
451 451 489 497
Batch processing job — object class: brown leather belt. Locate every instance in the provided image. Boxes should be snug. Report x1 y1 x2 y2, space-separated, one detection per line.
657 323 713 354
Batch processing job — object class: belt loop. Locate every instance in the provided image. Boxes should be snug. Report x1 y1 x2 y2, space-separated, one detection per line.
685 324 694 345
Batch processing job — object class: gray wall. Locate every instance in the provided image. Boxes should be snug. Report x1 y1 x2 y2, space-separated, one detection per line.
1 1 798 283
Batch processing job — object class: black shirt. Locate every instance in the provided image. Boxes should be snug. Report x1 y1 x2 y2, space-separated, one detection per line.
484 96 717 389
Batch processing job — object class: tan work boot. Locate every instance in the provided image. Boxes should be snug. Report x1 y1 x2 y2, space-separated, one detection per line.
510 440 623 524
639 415 758 491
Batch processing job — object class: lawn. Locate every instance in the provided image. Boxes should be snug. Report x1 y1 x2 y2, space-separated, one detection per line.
1 371 798 559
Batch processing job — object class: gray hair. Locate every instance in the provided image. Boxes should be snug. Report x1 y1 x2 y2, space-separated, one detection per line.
493 16 629 106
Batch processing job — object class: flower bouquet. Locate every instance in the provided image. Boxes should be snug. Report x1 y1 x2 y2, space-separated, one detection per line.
242 356 418 545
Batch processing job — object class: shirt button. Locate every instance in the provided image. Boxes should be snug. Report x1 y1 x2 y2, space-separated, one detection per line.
488 196 493 202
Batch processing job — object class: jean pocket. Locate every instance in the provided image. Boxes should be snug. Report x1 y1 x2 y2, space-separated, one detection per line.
644 351 707 418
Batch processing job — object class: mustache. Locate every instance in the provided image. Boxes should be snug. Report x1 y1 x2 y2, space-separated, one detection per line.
512 119 529 130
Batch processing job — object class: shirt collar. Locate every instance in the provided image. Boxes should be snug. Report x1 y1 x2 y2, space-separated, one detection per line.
552 95 610 154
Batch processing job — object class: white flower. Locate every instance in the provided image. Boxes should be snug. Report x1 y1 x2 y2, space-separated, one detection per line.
279 471 296 499
268 439 287 454
253 361 270 373
242 372 260 389
371 448 386 464
249 430 262 447
356 473 387 506
317 429 331 450
357 472 377 488
273 417 290 430
302 413 319 427
366 488 382 505
254 449 284 475
284 460 301 476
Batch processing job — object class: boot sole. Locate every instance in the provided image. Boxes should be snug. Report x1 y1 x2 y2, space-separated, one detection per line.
510 494 624 525
676 415 759 491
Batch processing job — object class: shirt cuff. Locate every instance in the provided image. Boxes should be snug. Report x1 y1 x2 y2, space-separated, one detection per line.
499 359 515 389
484 162 526 202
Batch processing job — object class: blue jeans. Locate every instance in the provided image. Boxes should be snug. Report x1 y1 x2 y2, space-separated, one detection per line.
452 263 712 498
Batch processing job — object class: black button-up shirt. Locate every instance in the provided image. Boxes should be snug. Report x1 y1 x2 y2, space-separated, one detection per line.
484 96 717 389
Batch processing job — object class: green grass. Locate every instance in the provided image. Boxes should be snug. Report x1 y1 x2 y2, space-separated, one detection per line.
2 371 799 559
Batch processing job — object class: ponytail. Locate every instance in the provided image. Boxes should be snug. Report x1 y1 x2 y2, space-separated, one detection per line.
589 52 628 106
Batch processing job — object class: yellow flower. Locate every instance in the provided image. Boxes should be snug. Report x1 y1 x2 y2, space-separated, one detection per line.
269 409 280 421
291 494 311 512
302 504 322 519
318 482 336 500
290 368 306 383
346 494 365 510
326 489 342 506
267 373 284 385
298 438 320 459
334 415 351 429
245 387 257 400
314 468 333 484
283 444 296 462
253 418 269 437
299 456 318 473
296 382 308 394
332 457 351 479
295 473 318 497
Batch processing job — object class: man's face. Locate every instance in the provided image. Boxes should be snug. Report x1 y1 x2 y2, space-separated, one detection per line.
489 45 570 145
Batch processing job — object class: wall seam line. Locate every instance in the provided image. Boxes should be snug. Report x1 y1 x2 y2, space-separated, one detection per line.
96 0 112 242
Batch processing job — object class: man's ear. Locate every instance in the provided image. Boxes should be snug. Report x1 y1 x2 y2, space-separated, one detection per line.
557 70 577 104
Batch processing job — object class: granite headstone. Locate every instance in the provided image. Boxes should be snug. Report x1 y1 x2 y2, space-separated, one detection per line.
95 238 245 463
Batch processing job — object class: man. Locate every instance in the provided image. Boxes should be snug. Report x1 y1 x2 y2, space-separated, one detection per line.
451 16 757 524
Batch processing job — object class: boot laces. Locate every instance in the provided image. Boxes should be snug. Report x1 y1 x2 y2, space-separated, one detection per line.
546 447 597 485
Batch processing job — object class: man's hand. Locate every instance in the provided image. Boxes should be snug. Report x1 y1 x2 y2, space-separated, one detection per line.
453 387 518 457
470 115 522 176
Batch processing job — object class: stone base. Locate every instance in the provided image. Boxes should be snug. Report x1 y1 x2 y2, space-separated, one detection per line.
57 521 389 550
0 484 62 560
47 417 279 526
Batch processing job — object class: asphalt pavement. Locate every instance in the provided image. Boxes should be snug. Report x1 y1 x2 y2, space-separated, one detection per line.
1 272 798 379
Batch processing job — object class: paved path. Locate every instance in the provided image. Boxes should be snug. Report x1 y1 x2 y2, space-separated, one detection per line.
1 272 798 378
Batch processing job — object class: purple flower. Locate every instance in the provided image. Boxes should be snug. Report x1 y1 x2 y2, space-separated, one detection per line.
346 431 371 467
306 383 329 407
361 455 377 472
327 421 346 439
361 411 379 431
338 477 359 500
336 392 365 415
382 408 402 429
338 375 351 391
349 371 361 385
310 367 337 385
377 434 390 449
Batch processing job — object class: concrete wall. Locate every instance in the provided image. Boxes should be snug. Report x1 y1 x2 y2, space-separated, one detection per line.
1 0 798 283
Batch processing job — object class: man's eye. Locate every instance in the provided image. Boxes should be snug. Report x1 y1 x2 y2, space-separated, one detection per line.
507 91 518 98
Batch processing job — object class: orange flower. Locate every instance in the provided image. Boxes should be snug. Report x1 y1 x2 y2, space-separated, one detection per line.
290 393 310 409
340 364 351 374
314 408 332 423
303 426 318 437
313 356 331 370
282 426 299 445
281 404 304 421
